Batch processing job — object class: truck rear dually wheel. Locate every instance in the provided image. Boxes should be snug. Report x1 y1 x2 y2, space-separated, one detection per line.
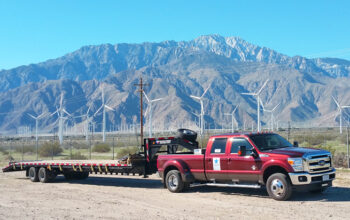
165 170 185 193
266 173 292 201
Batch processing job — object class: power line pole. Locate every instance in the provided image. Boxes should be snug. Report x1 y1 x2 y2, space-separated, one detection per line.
134 77 148 148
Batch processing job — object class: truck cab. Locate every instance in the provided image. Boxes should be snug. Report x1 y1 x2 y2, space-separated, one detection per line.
158 131 336 201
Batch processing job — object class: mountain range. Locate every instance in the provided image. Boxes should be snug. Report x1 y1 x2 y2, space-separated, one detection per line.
1 34 350 134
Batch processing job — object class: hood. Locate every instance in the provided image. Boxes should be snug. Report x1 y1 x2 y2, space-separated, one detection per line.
266 147 330 157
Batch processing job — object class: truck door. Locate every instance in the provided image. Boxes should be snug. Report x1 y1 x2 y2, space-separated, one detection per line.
226 137 261 182
205 137 228 181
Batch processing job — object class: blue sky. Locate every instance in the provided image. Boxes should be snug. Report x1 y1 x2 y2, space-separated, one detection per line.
0 0 349 70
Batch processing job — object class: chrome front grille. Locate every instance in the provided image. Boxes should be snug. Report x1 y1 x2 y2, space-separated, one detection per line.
304 154 332 173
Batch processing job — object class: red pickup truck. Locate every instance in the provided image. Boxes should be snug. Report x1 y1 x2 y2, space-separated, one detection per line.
157 132 335 200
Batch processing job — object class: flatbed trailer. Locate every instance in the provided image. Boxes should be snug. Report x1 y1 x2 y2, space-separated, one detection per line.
2 132 199 183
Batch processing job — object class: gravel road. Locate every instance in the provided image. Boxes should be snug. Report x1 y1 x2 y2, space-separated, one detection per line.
0 170 350 220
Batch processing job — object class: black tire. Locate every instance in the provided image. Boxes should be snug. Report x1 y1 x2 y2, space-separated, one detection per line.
76 172 89 180
176 129 197 142
165 170 185 193
266 173 293 201
38 167 50 183
28 167 39 182
63 172 75 180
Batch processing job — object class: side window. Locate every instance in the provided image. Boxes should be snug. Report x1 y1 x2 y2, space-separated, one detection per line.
231 138 253 154
210 138 227 154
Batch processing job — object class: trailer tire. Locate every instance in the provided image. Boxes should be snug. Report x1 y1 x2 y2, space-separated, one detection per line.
76 172 89 180
28 167 39 182
63 172 75 180
176 129 197 142
38 167 50 183
266 173 292 201
165 170 185 193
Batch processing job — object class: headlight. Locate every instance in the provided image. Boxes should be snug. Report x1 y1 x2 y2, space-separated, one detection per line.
288 157 303 172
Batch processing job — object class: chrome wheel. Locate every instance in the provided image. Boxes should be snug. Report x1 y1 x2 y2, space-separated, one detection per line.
271 179 285 197
168 174 179 191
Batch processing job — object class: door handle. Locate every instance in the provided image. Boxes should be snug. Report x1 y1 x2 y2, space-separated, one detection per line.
208 158 212 162
228 158 232 162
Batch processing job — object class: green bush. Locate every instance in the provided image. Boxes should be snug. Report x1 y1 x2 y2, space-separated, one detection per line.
39 142 63 157
65 152 87 160
92 143 111 153
15 145 35 154
0 147 9 155
116 146 139 158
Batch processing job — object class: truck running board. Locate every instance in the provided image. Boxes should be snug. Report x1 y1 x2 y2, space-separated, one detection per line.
191 182 261 189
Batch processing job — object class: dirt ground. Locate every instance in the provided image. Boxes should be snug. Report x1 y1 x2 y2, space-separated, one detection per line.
0 170 350 220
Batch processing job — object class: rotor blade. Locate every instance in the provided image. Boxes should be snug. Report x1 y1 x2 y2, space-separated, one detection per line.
105 105 114 111
49 109 58 117
257 79 269 95
341 105 350 108
232 104 240 114
27 113 36 119
37 112 47 119
241 92 255 96
332 96 341 108
224 113 231 116
190 95 201 100
63 109 71 116
151 98 163 103
144 106 150 116
86 106 91 115
94 105 103 117
142 91 150 102
272 103 280 112
259 99 265 111
201 84 211 98
191 112 200 117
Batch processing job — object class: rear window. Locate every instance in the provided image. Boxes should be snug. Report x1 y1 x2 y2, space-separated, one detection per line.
210 138 227 154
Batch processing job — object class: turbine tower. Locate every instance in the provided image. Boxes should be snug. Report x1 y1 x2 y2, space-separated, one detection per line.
75 106 92 143
143 91 163 137
28 112 46 160
332 96 350 134
241 79 269 132
224 104 239 133
260 100 280 131
190 84 211 136
95 86 114 142
51 93 71 145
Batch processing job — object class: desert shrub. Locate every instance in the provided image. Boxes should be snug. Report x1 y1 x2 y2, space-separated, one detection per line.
116 146 139 158
39 142 63 157
333 152 348 167
15 145 35 154
0 147 9 155
65 152 87 160
92 143 111 153
3 155 14 161
71 142 89 150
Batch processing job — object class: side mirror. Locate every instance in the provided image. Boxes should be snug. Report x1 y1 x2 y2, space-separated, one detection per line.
293 141 299 147
250 149 259 158
238 146 247 156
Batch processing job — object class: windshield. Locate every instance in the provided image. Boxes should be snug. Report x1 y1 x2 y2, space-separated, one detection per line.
249 134 293 151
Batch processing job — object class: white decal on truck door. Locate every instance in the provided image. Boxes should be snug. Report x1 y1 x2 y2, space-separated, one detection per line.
213 157 221 171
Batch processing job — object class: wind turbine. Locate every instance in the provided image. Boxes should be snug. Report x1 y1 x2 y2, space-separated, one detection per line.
260 100 280 131
332 96 350 134
143 91 163 137
241 79 269 132
28 112 46 160
224 104 240 133
50 93 71 145
74 106 92 143
94 86 114 142
190 84 211 136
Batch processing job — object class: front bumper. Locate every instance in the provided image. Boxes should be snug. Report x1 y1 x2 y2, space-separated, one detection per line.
288 168 336 185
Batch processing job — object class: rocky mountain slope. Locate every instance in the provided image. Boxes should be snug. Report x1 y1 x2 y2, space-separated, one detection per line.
0 35 350 134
